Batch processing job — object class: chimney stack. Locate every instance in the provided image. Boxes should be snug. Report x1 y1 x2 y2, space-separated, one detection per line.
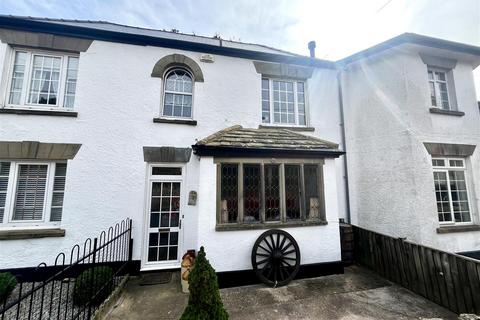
308 41 316 58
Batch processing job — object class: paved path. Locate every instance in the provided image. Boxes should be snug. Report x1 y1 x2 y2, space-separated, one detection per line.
104 265 457 320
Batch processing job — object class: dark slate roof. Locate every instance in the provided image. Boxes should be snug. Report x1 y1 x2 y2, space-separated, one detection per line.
338 33 480 66
0 15 335 69
193 125 343 158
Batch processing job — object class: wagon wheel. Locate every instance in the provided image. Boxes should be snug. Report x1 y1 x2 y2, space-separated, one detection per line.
251 229 300 287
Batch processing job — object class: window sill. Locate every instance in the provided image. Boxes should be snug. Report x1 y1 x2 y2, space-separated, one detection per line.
153 118 197 126
436 224 480 234
0 227 66 240
0 108 78 117
258 125 315 132
216 220 327 231
429 108 465 117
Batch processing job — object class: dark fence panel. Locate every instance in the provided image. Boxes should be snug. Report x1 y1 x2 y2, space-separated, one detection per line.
352 225 480 315
1 218 132 320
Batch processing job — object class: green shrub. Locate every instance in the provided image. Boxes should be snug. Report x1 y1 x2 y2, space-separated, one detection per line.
72 266 114 306
0 272 17 303
180 247 229 320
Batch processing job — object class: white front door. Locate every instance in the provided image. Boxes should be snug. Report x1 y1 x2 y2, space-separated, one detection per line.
142 165 184 270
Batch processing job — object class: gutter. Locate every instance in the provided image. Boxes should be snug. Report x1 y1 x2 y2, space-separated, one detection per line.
337 69 351 223
192 145 345 158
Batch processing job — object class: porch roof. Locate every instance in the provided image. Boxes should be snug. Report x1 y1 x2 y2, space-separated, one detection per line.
192 125 344 158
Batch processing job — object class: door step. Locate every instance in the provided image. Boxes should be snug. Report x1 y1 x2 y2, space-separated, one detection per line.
139 272 173 286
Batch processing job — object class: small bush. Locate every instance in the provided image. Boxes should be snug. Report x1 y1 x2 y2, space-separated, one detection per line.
0 272 17 303
73 266 114 306
180 246 229 320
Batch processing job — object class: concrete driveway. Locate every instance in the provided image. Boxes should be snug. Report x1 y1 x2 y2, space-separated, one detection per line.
103 265 457 320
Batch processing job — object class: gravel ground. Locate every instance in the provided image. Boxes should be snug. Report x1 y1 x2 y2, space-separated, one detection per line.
1 277 125 320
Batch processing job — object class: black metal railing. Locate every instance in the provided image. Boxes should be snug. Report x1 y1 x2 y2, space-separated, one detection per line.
1 218 133 320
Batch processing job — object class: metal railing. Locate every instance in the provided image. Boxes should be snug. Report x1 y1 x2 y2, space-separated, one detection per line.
1 218 132 320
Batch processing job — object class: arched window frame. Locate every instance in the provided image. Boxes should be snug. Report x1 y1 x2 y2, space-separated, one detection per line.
161 67 195 119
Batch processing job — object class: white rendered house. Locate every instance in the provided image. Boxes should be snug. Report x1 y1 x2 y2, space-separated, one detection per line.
0 16 479 281
0 16 345 282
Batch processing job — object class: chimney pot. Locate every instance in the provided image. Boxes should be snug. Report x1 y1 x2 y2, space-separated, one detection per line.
308 41 316 58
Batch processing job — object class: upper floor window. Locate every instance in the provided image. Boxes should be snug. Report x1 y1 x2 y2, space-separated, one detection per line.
428 68 451 110
7 49 79 109
262 78 306 126
432 157 472 225
162 68 193 118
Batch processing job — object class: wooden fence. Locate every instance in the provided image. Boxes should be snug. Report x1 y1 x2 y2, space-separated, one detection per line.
352 226 480 315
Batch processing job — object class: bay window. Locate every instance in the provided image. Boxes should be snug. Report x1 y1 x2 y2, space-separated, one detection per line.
217 159 324 226
6 49 79 109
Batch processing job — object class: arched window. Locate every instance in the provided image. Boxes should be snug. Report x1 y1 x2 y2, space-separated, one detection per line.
162 68 193 118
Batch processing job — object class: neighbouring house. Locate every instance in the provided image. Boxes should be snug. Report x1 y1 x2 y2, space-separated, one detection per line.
339 35 480 255
0 15 478 279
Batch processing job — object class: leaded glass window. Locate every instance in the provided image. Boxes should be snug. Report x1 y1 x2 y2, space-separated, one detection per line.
163 68 193 118
243 164 261 222
264 164 280 221
285 165 301 220
220 164 238 223
218 161 324 225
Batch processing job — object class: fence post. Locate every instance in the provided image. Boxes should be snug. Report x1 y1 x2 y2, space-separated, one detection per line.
128 220 133 262
87 237 98 319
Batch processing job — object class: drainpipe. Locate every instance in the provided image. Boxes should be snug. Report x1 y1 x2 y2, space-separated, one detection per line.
337 68 351 224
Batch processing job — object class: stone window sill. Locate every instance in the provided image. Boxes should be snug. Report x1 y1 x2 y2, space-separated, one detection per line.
153 118 197 125
429 108 465 117
0 107 78 117
216 220 327 231
436 224 480 234
258 125 315 132
0 228 66 240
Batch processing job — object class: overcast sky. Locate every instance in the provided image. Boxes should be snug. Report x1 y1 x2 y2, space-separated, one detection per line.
1 0 480 95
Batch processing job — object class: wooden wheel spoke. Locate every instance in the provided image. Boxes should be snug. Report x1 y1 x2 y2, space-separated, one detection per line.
264 238 274 252
256 253 271 257
256 257 270 265
258 244 271 253
282 260 293 267
283 249 296 256
281 242 293 253
283 256 297 261
278 235 287 250
278 265 287 280
269 234 276 250
276 233 280 250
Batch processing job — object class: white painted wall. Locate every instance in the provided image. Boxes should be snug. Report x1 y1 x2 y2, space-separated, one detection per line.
343 45 480 253
197 157 341 272
0 40 343 269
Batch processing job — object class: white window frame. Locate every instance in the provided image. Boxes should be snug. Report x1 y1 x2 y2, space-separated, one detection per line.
262 77 309 127
428 67 452 110
0 161 62 228
3 47 79 111
432 157 473 226
160 67 195 119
